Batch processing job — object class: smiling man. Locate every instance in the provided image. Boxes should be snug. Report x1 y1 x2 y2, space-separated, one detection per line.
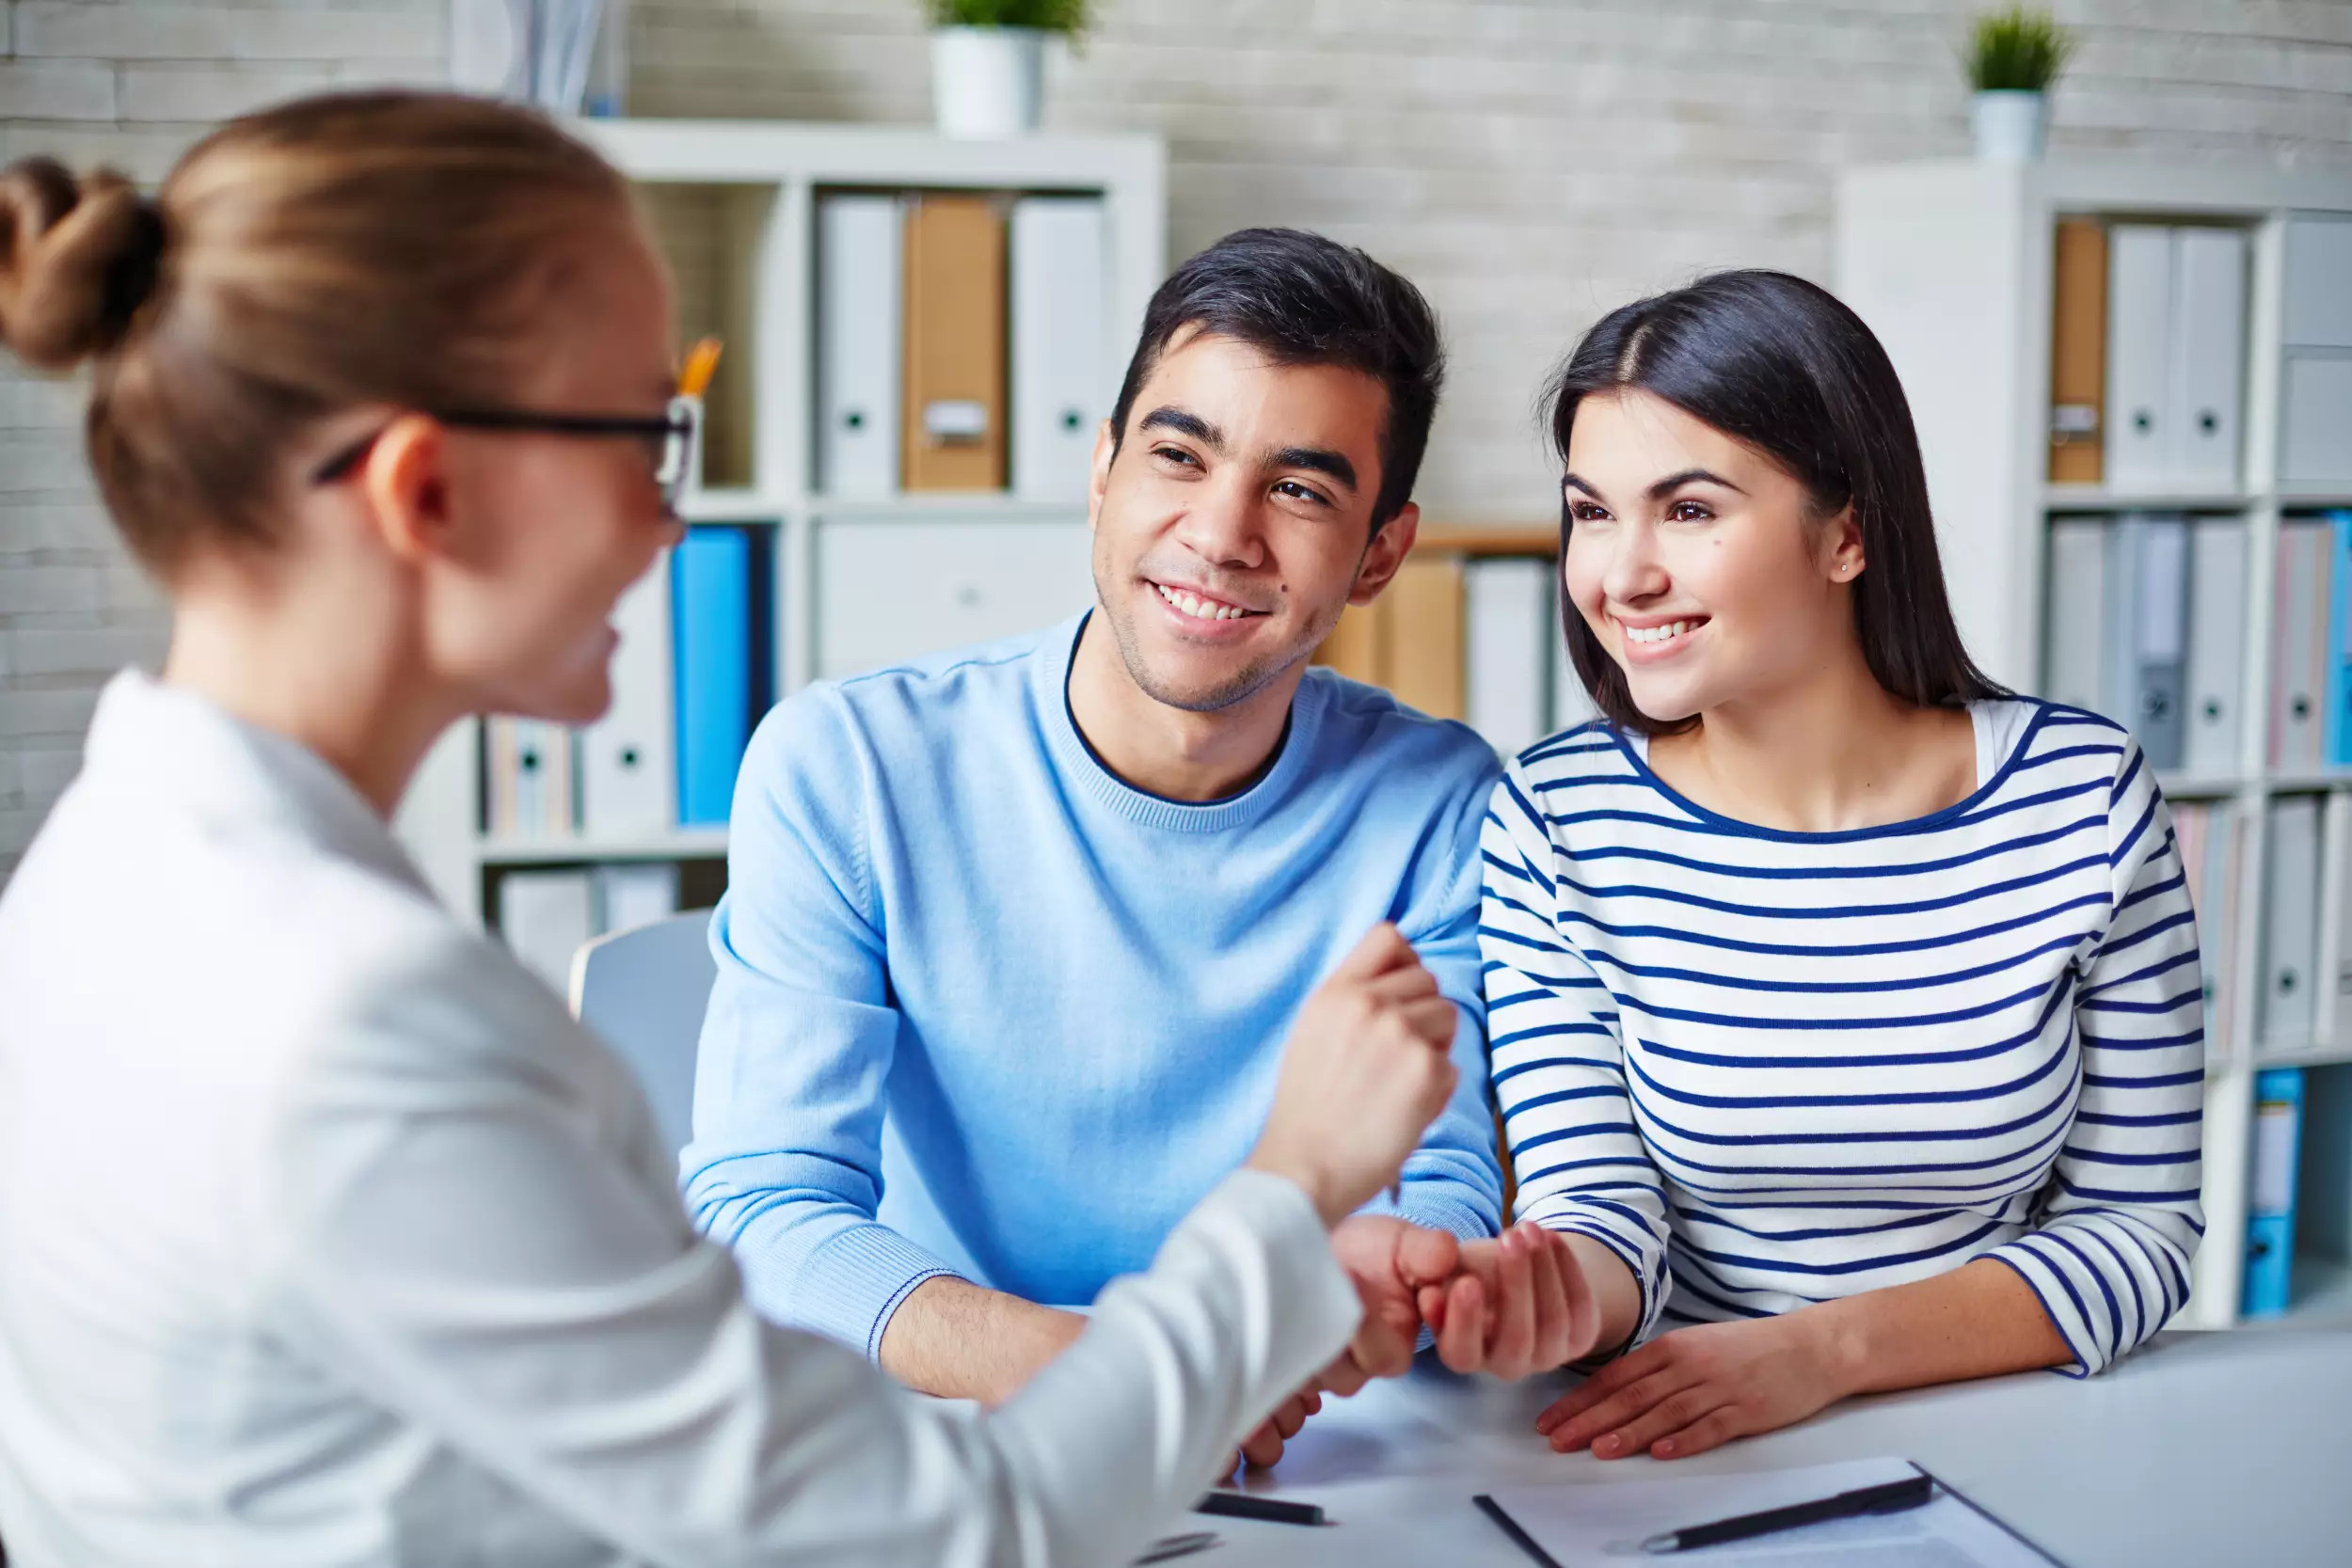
684 230 1508 1461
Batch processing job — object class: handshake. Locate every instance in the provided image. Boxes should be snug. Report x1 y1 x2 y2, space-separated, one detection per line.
1238 925 1613 1469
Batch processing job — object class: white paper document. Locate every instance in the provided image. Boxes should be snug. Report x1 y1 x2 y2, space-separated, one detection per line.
1479 1458 2054 1567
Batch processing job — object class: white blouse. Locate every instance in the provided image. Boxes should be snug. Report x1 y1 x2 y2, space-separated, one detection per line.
0 673 1359 1568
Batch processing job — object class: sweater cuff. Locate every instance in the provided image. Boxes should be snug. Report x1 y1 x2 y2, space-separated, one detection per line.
1394 1187 1500 1245
787 1222 964 1360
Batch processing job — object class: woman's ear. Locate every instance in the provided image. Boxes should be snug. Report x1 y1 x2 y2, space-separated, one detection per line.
360 414 454 568
1823 505 1865 584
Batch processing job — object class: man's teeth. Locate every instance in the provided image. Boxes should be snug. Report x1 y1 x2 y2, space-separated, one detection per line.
1625 620 1698 645
1155 583 1250 622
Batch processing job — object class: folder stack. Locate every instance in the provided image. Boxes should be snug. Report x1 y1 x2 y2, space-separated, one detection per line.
2242 1067 2306 1319
901 194 1008 492
2066 223 2246 494
2100 514 2189 769
1465 557 1555 762
814 194 903 499
2043 513 2221 772
498 867 596 993
2046 218 2248 493
2171 800 2242 1053
2281 216 2352 492
2325 513 2352 768
495 863 683 995
2264 796 2325 1051
673 525 771 827
2047 219 2107 484
578 557 676 839
485 719 580 839
2266 515 2352 772
2185 517 2249 776
815 190 1110 501
1010 197 1110 502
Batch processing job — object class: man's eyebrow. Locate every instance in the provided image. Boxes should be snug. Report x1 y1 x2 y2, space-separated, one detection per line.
1270 446 1358 492
1138 406 1226 450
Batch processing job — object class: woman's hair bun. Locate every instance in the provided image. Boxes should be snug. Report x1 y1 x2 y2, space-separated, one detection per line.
0 157 167 372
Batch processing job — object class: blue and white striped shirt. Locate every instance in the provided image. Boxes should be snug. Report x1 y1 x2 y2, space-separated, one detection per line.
1480 701 2204 1376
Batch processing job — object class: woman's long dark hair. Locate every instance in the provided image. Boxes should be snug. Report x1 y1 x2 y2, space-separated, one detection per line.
1548 269 2008 736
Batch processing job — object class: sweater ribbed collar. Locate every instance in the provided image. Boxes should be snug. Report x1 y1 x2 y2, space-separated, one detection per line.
1034 612 1321 835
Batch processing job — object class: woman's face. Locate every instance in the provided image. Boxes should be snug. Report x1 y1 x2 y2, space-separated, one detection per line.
425 221 685 726
1560 388 1863 725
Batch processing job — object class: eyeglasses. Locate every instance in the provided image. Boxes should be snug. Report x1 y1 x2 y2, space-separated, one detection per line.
310 396 703 513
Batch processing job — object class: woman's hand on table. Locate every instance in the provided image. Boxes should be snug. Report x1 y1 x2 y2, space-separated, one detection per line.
1534 1311 1853 1461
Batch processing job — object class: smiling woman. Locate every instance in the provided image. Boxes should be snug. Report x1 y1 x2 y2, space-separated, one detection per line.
1472 270 2206 1465
1550 269 2005 739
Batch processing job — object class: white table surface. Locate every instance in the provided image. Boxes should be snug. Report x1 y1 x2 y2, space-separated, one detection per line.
1194 1326 2352 1567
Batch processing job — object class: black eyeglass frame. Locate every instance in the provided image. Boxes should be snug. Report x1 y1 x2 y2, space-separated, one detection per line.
310 397 701 508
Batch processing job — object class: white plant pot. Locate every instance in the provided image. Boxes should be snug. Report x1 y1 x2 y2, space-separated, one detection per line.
1971 89 2047 163
931 26 1046 140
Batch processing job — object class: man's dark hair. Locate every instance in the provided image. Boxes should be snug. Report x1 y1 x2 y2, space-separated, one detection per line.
1107 227 1445 531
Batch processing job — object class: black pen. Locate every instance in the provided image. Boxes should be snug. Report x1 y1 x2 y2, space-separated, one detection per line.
1640 1473 1934 1553
1193 1491 1326 1527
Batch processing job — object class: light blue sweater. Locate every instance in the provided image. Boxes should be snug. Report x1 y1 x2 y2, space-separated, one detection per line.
684 614 1505 1357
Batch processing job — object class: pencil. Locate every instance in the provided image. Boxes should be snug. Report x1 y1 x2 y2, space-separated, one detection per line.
679 337 723 400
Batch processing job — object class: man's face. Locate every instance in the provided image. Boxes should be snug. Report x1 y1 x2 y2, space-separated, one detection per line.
1087 327 1416 713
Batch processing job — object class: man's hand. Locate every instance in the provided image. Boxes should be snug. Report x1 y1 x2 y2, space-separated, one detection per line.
1231 1214 1462 1469
1329 1213 1464 1386
1534 1312 1849 1461
1418 1222 1613 1379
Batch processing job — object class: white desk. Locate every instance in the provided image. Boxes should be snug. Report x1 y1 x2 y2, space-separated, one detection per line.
1201 1327 2352 1567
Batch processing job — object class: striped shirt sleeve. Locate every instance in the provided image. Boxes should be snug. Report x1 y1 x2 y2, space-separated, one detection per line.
1983 740 2206 1376
1479 760 1673 1347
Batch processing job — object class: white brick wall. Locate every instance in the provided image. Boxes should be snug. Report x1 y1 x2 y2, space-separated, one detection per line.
2 0 2348 885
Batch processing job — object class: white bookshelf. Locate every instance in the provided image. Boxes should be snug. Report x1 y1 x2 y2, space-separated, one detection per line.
1836 157 2352 1332
391 119 1167 928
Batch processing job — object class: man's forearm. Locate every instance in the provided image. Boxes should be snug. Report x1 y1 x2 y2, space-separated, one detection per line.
877 1275 1087 1405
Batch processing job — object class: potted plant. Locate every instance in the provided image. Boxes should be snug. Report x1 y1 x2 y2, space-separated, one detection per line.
1963 6 2074 162
927 0 1089 139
